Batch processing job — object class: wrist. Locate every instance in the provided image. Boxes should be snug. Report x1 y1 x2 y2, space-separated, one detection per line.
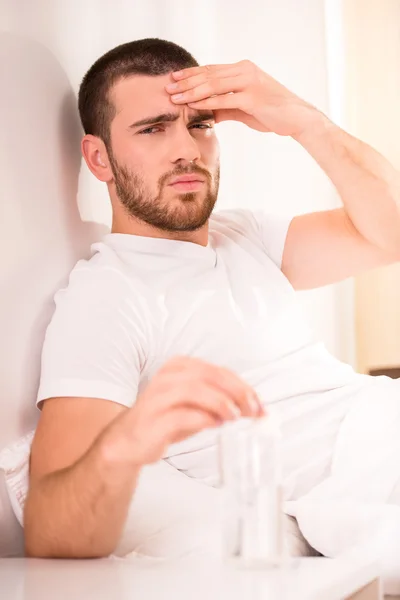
292 109 335 145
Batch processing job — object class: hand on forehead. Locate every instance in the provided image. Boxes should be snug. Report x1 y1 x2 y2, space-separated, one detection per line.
112 73 214 127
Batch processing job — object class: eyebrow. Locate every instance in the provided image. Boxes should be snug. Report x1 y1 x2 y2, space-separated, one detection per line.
129 111 215 129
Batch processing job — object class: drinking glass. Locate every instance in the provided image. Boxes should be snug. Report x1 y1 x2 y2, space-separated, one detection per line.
219 415 285 568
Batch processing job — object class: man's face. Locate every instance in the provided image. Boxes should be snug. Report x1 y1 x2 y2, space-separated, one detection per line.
107 74 220 232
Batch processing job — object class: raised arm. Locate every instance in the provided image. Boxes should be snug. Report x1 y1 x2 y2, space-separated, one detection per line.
166 61 400 289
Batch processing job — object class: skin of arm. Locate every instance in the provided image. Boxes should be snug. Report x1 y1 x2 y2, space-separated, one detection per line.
25 357 262 557
167 61 400 289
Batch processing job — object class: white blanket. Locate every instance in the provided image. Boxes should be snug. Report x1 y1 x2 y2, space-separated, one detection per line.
286 378 400 596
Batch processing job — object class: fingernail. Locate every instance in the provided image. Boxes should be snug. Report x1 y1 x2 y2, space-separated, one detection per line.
248 392 261 415
257 404 266 417
172 93 184 101
229 403 241 419
173 70 184 78
166 82 179 91
256 396 265 416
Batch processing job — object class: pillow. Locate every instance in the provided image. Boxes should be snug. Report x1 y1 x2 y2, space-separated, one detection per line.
0 431 34 527
0 476 24 557
0 432 33 556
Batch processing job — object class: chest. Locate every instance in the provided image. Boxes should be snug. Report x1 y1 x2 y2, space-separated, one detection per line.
142 245 311 379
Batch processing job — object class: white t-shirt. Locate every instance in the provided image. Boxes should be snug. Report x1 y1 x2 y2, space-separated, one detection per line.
37 209 369 500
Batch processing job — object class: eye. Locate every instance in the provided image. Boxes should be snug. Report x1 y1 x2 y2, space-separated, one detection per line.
190 123 214 130
138 126 164 135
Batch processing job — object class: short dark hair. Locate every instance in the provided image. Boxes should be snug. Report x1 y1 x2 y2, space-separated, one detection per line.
78 38 198 146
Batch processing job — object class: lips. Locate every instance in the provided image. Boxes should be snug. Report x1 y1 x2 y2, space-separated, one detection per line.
169 174 205 186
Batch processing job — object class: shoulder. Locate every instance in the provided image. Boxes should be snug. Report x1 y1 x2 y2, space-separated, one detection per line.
54 239 143 308
47 240 153 341
38 242 148 408
40 240 150 378
210 209 293 269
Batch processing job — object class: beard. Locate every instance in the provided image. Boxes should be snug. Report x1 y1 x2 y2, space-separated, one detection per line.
108 151 220 233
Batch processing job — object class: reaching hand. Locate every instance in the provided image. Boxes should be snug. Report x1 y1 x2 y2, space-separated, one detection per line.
112 356 264 467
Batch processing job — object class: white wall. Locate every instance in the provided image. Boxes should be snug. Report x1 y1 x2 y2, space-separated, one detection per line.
0 0 353 361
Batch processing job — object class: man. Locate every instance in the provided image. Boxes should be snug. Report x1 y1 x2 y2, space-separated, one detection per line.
25 38 400 561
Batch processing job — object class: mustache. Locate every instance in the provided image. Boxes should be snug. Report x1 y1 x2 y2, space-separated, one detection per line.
159 165 212 187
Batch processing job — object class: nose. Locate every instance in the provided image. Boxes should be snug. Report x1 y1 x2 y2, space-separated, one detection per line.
169 123 201 165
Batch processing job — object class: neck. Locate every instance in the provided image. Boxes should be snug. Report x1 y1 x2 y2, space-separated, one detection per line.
111 212 209 247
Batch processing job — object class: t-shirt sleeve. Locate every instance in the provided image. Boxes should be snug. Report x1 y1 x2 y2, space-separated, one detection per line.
252 210 293 269
212 209 293 269
37 265 147 409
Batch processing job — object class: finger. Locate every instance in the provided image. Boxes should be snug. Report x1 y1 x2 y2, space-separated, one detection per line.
214 109 272 132
171 63 239 81
214 109 242 123
192 359 265 416
169 76 247 105
200 364 263 418
166 66 243 94
187 92 250 113
161 407 221 445
160 355 194 373
162 355 220 374
160 356 264 417
181 382 243 421
166 72 207 94
154 374 243 422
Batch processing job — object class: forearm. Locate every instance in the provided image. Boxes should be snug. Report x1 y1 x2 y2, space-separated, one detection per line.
24 423 140 558
294 114 400 254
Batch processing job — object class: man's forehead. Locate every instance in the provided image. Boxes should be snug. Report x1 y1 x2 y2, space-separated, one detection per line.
112 73 178 117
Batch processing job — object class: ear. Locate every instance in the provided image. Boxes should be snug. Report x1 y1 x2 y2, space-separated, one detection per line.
81 134 113 182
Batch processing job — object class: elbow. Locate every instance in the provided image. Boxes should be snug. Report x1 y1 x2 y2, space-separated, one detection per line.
24 532 114 559
24 537 53 559
369 230 400 262
387 205 400 259
24 513 115 559
24 530 54 559
385 236 400 262
395 237 400 262
23 489 118 559
388 215 400 258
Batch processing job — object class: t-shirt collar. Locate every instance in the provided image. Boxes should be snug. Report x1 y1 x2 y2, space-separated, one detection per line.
103 232 216 264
